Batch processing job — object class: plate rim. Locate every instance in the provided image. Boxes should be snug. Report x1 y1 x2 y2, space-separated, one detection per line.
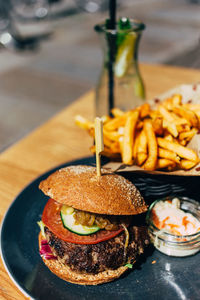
0 155 94 299
0 221 34 299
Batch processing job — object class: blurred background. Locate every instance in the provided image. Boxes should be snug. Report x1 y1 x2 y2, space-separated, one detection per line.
1 0 200 152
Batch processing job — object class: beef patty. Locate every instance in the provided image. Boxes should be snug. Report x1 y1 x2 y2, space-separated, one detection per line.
44 226 150 274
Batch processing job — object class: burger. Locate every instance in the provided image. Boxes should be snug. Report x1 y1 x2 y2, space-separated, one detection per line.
38 165 150 285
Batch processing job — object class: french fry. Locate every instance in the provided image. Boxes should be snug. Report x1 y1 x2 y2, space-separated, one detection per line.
163 119 178 137
100 150 121 160
104 113 128 131
171 94 182 106
173 138 181 144
136 120 144 130
159 104 190 132
119 136 124 157
133 132 140 159
162 94 182 111
143 119 158 170
152 117 163 135
194 111 200 120
157 137 199 162
92 138 120 154
90 145 120 159
90 145 96 153
102 135 113 148
164 133 173 141
75 115 95 137
167 164 177 172
110 142 121 153
138 153 148 166
158 106 178 137
179 140 187 146
135 129 148 165
101 115 111 124
103 128 121 142
138 103 150 119
75 115 93 130
137 129 147 152
176 123 191 133
111 108 125 117
137 153 148 166
182 103 200 111
149 110 162 120
182 105 200 120
169 112 191 133
179 159 198 170
179 128 198 142
171 112 189 126
158 105 175 122
156 158 176 170
158 148 180 163
162 97 173 111
122 111 139 165
173 105 199 128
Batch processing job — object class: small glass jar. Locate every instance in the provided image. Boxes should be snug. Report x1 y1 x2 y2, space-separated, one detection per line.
146 196 200 257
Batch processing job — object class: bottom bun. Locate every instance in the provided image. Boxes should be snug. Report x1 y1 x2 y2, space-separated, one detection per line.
39 232 129 285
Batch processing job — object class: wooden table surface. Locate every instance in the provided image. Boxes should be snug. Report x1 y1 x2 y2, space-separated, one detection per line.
1 63 200 299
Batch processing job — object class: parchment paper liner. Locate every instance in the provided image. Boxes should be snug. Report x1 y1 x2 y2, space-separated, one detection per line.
104 84 200 176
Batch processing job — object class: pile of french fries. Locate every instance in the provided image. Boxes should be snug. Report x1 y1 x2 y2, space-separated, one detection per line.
75 94 200 171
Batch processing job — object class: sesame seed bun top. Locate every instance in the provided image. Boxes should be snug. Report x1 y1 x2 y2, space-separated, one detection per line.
39 165 147 215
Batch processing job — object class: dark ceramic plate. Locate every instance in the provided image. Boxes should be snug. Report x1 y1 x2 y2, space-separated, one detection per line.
1 157 200 300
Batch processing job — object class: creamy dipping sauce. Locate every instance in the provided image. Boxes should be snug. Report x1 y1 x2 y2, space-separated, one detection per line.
147 197 200 257
152 198 200 236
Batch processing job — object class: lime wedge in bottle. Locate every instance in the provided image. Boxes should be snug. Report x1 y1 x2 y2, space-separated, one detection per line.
115 32 136 78
134 75 145 98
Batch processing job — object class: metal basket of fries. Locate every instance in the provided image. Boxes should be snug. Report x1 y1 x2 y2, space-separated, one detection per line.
122 172 200 204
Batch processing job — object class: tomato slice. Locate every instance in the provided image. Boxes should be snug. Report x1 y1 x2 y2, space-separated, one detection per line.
42 199 123 245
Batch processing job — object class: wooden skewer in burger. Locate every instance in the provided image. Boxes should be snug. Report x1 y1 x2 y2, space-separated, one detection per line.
38 117 150 285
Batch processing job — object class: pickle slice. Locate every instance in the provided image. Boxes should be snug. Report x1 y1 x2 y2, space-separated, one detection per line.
60 206 100 236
